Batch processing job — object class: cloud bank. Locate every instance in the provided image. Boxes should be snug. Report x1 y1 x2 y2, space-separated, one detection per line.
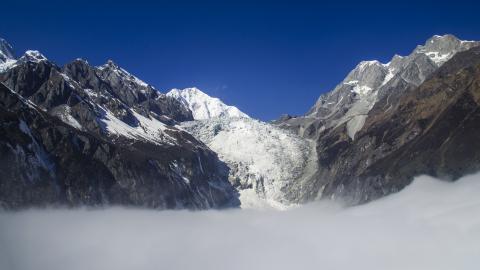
1 173 480 270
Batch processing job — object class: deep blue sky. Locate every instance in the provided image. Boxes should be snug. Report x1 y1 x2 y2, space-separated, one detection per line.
1 0 479 120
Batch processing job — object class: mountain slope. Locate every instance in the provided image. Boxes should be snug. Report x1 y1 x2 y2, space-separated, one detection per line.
277 36 480 204
0 40 238 209
279 34 479 140
167 87 249 120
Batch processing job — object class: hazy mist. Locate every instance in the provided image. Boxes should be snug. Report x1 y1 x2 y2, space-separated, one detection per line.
1 173 480 270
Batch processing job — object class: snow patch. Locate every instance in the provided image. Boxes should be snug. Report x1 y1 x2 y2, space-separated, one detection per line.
352 85 373 96
18 120 55 175
381 67 395 86
52 105 83 130
344 80 359 86
358 60 381 69
425 51 452 64
0 58 17 72
99 107 177 145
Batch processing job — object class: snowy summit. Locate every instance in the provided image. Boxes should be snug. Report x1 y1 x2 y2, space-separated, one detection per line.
167 87 249 120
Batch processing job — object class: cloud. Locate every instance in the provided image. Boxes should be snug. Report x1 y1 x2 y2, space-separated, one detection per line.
1 173 480 270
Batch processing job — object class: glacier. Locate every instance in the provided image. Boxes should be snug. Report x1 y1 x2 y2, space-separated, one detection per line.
180 117 313 209
166 88 316 209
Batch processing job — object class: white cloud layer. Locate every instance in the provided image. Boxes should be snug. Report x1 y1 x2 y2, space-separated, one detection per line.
1 173 480 270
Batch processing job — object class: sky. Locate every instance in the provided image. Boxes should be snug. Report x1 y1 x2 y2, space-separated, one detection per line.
1 0 479 120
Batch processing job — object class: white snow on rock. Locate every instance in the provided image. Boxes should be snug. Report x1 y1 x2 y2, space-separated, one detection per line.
18 120 55 176
425 51 453 64
313 34 480 141
1 50 49 72
352 84 373 96
51 105 83 130
19 50 48 63
167 87 249 120
0 58 17 72
180 117 310 209
415 34 479 66
0 38 17 72
99 107 177 146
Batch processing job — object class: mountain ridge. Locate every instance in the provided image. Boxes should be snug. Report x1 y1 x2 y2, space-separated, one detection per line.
276 35 480 204
0 39 238 210
1 34 480 209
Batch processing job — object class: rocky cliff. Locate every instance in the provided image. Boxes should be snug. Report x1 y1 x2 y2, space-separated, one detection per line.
277 35 480 204
0 42 238 209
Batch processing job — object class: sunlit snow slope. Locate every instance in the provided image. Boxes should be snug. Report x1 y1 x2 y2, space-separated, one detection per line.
167 87 249 120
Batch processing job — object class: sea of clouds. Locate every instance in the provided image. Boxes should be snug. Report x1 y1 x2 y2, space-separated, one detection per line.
1 173 480 270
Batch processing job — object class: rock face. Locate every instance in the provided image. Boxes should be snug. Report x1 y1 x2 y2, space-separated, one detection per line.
167 87 249 120
277 35 480 204
0 42 238 209
280 35 479 141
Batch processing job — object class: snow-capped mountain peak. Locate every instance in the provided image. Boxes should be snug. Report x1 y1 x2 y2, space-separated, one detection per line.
19 50 48 63
304 34 480 140
167 87 249 120
414 34 479 65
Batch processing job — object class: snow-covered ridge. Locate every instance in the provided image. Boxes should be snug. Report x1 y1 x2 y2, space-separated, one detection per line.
415 34 479 65
0 37 184 147
20 50 48 63
167 87 249 120
309 34 480 140
1 49 50 72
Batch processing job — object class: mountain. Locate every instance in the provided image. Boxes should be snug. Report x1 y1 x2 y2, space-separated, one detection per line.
0 41 238 209
167 87 249 119
1 34 480 210
276 34 480 204
279 35 479 140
